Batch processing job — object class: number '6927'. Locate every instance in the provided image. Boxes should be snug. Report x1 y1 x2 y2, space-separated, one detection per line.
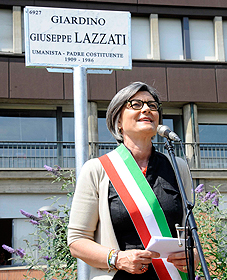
29 10 41 15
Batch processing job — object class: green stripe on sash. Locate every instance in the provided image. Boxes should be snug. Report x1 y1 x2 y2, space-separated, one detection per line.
116 144 172 238
179 271 188 280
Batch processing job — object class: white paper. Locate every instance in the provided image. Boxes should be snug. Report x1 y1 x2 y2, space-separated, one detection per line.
146 236 185 258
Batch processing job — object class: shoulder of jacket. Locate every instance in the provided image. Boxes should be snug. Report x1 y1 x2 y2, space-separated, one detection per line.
81 158 107 180
82 157 104 173
161 152 187 170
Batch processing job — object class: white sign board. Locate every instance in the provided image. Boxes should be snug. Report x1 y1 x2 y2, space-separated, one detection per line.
24 6 131 69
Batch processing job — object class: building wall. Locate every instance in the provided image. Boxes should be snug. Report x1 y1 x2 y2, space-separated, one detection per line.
1 57 227 104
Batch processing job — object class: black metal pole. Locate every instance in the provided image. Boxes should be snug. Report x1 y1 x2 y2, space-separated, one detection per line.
164 139 211 280
187 227 195 280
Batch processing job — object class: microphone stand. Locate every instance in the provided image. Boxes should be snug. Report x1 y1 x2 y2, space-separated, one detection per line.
164 138 211 280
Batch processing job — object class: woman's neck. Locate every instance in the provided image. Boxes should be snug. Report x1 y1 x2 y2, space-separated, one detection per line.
123 137 152 169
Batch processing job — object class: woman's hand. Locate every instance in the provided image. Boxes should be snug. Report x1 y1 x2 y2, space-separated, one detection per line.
115 249 160 274
167 248 199 273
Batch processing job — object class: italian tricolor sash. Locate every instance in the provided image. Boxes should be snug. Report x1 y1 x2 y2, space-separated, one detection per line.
99 144 187 280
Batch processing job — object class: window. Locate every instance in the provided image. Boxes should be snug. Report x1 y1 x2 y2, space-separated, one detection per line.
0 110 56 141
159 18 184 60
98 111 115 142
198 111 227 168
0 194 70 266
223 20 227 61
22 9 25 53
199 124 227 143
198 110 227 143
154 115 183 157
62 116 74 142
0 219 12 265
13 218 38 265
0 9 13 52
156 115 183 142
189 19 215 61
0 110 57 168
131 17 150 59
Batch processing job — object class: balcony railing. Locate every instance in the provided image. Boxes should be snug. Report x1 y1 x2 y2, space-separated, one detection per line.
0 141 227 169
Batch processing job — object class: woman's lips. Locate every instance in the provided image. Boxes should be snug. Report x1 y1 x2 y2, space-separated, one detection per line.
138 117 153 122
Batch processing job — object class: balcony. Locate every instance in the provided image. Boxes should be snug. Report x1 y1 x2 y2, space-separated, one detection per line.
0 141 227 169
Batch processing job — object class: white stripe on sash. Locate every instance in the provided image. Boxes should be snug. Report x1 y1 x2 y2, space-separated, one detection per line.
162 259 183 280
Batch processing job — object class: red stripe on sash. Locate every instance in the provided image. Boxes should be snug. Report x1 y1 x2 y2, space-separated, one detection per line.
152 259 173 280
99 154 151 247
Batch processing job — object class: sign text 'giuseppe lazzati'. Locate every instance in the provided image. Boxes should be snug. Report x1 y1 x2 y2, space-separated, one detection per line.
24 6 131 69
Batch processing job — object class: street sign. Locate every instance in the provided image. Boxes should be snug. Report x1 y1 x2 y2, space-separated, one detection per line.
24 6 131 69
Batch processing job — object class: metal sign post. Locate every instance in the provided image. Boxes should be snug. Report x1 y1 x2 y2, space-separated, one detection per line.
73 66 89 177
48 65 91 279
73 66 90 280
24 6 131 280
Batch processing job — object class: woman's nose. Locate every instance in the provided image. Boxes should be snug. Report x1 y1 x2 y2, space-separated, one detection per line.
141 103 151 112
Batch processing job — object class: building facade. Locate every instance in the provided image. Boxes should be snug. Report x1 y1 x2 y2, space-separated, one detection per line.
0 0 227 276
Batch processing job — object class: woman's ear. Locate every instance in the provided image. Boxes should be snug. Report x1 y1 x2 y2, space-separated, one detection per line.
118 121 122 133
118 117 123 134
118 113 122 126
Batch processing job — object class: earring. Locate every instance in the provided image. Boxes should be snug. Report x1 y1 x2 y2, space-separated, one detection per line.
118 127 122 134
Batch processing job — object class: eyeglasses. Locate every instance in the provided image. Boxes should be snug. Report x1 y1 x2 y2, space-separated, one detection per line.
126 99 162 111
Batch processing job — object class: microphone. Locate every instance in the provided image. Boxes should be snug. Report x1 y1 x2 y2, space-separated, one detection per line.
157 125 181 142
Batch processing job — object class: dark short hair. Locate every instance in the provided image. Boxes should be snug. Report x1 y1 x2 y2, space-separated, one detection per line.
106 81 162 143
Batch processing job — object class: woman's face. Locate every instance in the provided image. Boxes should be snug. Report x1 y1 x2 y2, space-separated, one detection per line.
118 91 159 142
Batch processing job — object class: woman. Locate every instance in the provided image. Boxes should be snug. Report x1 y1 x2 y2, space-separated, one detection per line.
68 81 198 280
